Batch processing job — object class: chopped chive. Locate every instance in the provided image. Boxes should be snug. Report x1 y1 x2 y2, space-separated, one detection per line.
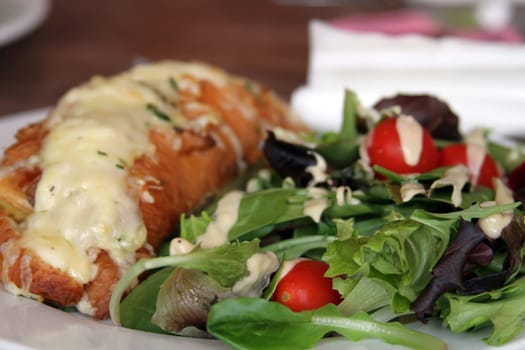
169 77 179 91
146 103 171 122
116 163 125 170
97 150 108 156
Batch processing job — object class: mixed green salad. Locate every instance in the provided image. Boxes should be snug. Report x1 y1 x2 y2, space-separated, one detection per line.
109 91 525 350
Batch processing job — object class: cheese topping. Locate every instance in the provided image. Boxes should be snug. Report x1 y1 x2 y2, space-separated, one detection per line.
197 190 244 248
16 62 233 284
396 115 424 167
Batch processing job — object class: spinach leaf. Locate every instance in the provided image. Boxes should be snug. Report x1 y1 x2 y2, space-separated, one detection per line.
229 188 308 241
120 267 174 334
207 298 446 350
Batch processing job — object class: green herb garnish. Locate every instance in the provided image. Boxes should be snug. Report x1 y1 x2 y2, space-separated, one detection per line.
146 103 171 122
169 77 178 91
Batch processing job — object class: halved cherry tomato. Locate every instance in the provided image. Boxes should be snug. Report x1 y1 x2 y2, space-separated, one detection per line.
438 143 500 189
366 116 439 175
272 260 341 312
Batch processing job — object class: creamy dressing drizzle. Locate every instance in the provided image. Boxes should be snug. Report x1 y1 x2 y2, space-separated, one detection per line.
306 152 329 186
430 165 469 207
396 115 424 167
246 169 272 193
400 182 426 202
479 179 514 239
465 129 488 187
197 190 244 248
232 251 279 297
335 186 360 206
169 237 196 255
466 144 486 187
303 188 328 223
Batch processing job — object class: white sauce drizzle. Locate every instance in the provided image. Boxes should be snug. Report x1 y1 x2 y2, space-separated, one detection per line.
430 165 469 207
396 115 424 167
197 190 244 248
465 129 489 187
169 237 196 255
400 182 426 202
478 179 514 239
246 169 272 193
232 251 279 297
335 186 360 206
303 188 328 223
466 144 486 187
306 152 329 186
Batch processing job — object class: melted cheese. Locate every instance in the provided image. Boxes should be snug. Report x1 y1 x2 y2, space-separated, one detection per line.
197 190 244 248
396 115 423 167
17 62 233 285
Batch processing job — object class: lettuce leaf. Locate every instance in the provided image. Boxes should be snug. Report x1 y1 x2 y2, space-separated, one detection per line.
323 218 449 313
438 276 525 345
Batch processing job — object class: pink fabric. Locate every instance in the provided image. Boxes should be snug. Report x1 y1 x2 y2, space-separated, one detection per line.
330 9 523 43
331 10 441 37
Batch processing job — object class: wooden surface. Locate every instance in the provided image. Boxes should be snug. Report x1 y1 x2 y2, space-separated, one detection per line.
0 0 403 116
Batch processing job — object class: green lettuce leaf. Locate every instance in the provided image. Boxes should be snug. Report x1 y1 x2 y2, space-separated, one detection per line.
438 276 525 346
324 219 449 313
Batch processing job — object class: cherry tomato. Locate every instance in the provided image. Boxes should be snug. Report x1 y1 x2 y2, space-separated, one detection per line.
272 260 341 312
366 116 439 175
438 143 501 189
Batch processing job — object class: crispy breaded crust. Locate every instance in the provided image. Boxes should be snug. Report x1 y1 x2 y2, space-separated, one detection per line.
0 61 307 319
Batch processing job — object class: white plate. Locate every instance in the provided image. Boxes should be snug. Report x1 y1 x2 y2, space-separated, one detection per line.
0 0 50 47
1 108 524 350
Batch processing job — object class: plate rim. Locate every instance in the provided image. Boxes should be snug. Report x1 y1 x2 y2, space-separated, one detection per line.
0 0 50 47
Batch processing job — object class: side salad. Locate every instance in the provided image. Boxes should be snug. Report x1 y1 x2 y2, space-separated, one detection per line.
109 91 525 350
